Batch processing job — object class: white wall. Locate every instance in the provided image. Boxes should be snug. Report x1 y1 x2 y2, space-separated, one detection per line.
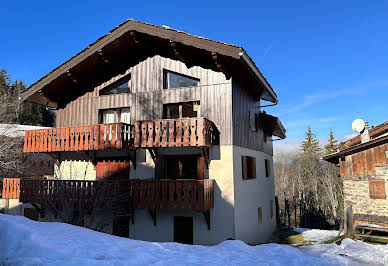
129 146 235 245
232 146 277 244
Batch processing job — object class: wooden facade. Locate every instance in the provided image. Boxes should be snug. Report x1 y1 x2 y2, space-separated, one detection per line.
55 56 234 147
338 142 388 178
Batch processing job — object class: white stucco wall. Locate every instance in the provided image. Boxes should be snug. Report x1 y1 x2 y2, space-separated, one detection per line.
232 146 277 244
129 146 235 245
54 161 96 180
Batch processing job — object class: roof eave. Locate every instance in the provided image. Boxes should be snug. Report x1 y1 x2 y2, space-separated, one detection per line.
239 50 278 103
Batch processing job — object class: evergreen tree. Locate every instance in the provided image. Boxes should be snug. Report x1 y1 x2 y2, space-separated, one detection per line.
324 129 339 155
300 126 322 155
0 69 55 126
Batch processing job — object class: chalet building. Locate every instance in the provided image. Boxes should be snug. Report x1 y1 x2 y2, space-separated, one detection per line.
1 20 285 245
323 121 388 230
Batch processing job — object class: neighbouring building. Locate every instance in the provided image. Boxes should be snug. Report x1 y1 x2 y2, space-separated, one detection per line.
1 19 285 245
323 120 388 229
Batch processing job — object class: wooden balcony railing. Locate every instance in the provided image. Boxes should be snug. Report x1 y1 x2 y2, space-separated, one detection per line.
2 178 20 199
134 118 217 148
7 178 215 212
132 179 214 211
23 123 134 153
19 179 131 205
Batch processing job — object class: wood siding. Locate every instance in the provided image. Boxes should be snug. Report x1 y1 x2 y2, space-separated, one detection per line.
340 142 388 178
232 78 273 154
56 56 233 145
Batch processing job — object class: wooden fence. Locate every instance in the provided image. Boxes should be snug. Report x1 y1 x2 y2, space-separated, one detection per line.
134 118 216 148
2 178 20 199
23 123 134 153
132 179 214 211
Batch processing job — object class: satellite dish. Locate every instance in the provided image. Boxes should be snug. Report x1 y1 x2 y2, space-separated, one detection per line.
352 119 365 133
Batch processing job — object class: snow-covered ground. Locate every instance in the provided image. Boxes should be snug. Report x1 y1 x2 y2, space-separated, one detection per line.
0 214 387 265
293 227 339 244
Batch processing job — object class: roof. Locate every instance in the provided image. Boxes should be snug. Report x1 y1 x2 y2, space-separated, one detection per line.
22 19 278 108
323 120 388 163
338 121 388 150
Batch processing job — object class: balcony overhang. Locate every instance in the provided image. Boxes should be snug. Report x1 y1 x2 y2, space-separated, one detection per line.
22 19 277 109
260 112 286 140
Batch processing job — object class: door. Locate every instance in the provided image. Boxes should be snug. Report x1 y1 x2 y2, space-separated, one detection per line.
113 216 129 238
174 216 193 244
166 155 198 179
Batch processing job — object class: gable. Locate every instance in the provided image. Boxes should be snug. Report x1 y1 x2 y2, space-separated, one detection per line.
22 19 277 109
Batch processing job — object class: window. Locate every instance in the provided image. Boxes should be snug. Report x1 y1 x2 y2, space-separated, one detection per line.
270 200 274 219
99 108 131 124
369 179 386 199
164 70 199 89
242 156 256 180
258 207 262 224
99 76 131 96
163 101 200 119
265 159 270 178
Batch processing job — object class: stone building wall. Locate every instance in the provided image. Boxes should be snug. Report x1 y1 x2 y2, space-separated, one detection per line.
343 165 388 224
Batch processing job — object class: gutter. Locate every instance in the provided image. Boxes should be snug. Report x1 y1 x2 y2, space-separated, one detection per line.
239 50 278 103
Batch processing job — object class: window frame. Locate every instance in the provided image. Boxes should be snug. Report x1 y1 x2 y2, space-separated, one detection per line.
242 156 256 180
265 159 271 178
98 107 131 124
369 178 386 199
99 75 131 96
258 207 262 224
163 70 200 90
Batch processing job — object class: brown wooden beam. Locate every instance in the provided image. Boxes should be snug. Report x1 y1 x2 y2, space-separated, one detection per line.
65 70 79 85
201 147 209 169
97 49 109 64
48 153 61 167
212 52 231 79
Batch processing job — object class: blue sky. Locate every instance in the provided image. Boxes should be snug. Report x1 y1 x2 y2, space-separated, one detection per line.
1 1 387 150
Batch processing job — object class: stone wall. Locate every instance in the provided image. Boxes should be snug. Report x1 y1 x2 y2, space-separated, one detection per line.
343 165 388 222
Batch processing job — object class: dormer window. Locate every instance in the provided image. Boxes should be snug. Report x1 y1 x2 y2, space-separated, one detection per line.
164 70 199 89
99 75 131 96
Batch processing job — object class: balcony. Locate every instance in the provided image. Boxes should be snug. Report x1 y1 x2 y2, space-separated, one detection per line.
4 178 214 213
19 179 130 206
23 123 134 153
134 118 217 148
3 178 215 229
132 179 214 211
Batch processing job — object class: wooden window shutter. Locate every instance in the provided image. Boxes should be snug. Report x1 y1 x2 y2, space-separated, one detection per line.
369 179 386 199
242 156 256 180
197 156 205 180
242 156 248 180
258 207 262 224
250 157 256 179
265 159 270 178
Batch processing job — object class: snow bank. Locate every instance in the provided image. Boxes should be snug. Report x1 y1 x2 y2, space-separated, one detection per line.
0 214 384 265
293 228 339 243
302 239 388 266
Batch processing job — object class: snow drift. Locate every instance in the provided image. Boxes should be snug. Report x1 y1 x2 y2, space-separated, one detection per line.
0 214 386 265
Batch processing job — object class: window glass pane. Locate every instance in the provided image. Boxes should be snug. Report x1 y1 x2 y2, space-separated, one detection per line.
165 71 199 89
100 77 131 95
101 110 116 123
120 108 131 124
